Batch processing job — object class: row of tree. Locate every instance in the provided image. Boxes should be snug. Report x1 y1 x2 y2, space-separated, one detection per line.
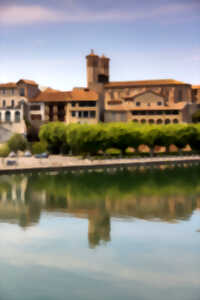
38 122 200 156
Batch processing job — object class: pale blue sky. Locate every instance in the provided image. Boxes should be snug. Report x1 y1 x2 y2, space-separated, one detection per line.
0 0 199 90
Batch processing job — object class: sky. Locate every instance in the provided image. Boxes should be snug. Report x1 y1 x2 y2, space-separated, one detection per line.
0 0 199 90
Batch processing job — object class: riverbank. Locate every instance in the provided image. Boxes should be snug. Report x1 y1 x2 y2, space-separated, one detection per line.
1 155 200 175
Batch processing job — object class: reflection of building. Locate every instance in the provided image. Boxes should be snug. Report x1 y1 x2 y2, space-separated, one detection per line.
88 212 110 248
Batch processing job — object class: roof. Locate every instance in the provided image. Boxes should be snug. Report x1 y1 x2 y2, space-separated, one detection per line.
17 79 38 86
29 88 98 103
30 90 72 102
105 79 190 88
192 85 200 89
71 88 98 101
0 82 17 88
105 102 187 111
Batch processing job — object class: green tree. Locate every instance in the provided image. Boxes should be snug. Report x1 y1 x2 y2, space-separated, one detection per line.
8 134 27 152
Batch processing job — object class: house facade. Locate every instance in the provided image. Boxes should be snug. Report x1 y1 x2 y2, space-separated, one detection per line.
85 50 199 124
0 79 39 139
0 51 199 140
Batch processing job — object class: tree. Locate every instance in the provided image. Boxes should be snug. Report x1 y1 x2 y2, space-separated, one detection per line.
192 110 200 123
8 134 27 152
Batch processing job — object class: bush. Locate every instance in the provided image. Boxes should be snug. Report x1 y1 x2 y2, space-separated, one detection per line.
192 110 200 123
39 122 69 154
0 144 10 157
32 141 47 154
7 134 27 152
38 121 200 157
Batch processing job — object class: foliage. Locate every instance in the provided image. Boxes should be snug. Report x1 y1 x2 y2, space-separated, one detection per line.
192 110 200 123
7 134 27 152
39 122 69 154
38 121 200 156
0 144 10 157
32 141 48 154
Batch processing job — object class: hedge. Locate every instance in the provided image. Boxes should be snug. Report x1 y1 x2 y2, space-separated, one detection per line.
38 122 200 156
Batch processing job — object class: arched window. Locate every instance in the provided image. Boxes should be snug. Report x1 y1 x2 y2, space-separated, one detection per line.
133 119 138 123
149 119 154 124
5 111 11 122
141 119 146 123
173 119 178 124
157 119 163 124
11 100 15 107
15 111 20 123
165 119 170 124
3 100 6 107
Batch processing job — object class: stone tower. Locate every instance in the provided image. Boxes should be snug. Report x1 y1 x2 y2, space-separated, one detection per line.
86 50 110 90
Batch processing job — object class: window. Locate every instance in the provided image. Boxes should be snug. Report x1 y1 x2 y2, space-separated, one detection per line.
31 105 41 111
78 111 82 118
20 88 25 96
3 100 6 107
165 119 170 124
141 119 146 123
11 100 15 107
149 119 154 124
157 119 163 124
15 111 20 122
136 102 140 106
71 111 76 117
79 101 96 107
31 114 41 121
71 102 76 107
157 101 162 106
2 89 6 95
11 88 15 95
178 89 182 100
5 111 11 122
90 111 96 118
173 119 178 124
83 111 88 118
0 112 1 122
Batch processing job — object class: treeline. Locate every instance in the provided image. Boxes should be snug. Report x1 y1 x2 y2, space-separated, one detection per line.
35 122 200 156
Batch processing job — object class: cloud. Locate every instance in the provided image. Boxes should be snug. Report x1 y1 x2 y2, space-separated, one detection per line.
0 2 199 26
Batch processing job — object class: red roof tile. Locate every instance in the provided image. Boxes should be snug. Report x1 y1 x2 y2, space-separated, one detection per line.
105 79 190 88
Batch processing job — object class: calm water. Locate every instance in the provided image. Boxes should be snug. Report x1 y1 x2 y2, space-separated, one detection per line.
0 168 200 300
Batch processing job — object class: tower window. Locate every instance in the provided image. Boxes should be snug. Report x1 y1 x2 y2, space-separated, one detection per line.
136 102 141 106
98 74 108 83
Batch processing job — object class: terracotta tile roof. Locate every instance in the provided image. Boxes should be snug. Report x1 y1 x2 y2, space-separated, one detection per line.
29 88 98 103
71 88 98 101
106 102 187 111
105 79 190 88
0 82 17 88
29 90 72 103
192 85 200 89
17 79 38 86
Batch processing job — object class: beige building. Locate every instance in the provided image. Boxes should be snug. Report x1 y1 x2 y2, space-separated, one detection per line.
86 50 199 124
28 87 99 131
0 79 39 139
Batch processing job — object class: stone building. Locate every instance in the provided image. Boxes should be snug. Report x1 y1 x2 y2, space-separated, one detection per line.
85 50 199 124
0 79 39 139
28 86 99 132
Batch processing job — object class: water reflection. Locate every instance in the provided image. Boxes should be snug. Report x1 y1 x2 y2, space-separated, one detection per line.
0 167 200 248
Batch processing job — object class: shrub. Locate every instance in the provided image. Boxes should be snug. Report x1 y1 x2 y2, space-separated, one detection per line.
39 122 69 154
192 110 200 123
32 141 47 154
0 144 10 157
7 134 27 152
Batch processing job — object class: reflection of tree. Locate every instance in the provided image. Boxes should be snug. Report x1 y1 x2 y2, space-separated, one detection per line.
88 211 110 249
0 166 200 247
